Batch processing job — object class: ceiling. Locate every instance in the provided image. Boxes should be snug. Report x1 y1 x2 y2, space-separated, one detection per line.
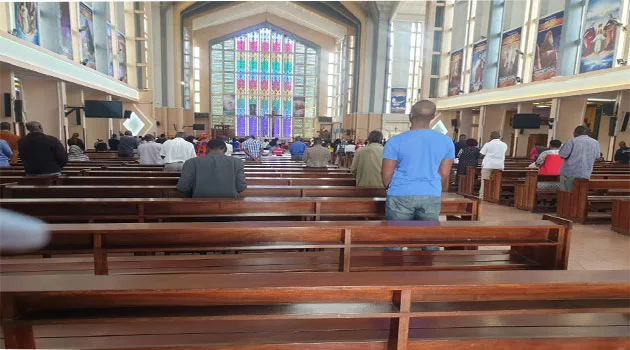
191 1 348 39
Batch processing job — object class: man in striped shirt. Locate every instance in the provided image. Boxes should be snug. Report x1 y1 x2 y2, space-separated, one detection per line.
242 136 263 161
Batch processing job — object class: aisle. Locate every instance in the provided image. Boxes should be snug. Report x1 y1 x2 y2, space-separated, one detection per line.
477 200 630 270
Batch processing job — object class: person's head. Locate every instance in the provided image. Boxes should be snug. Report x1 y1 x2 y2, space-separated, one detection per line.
207 138 227 153
334 138 341 145
175 131 186 139
144 134 155 142
25 121 43 133
459 134 467 142
239 138 245 143
409 100 436 125
367 130 383 144
549 139 562 149
124 131 132 136
313 137 322 145
490 131 501 140
200 133 208 140
573 125 590 137
264 139 269 142
71 132 80 139
465 138 478 147
185 135 195 143
249 135 256 140
0 122 10 131
111 133 117 138
295 137 302 142
159 133 165 138
619 141 627 148
348 140 355 145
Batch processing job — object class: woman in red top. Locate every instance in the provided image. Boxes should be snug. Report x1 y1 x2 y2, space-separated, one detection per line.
272 144 284 156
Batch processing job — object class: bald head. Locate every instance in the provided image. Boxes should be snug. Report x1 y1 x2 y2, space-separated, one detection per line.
490 131 501 140
410 100 436 122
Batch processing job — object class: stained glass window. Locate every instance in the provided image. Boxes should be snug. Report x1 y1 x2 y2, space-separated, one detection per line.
210 25 319 138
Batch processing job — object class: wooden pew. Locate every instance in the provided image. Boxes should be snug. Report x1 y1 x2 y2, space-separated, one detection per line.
80 170 354 178
0 196 479 223
611 198 630 235
556 179 630 223
1 270 627 349
0 185 385 199
0 218 572 276
483 169 537 205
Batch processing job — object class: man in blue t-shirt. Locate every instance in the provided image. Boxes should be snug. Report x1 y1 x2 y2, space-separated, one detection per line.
289 137 307 161
381 100 454 222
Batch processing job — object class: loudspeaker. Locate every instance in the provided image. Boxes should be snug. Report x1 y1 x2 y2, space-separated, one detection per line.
192 123 205 130
450 119 458 127
609 117 617 137
14 100 23 122
123 110 132 119
3 93 11 117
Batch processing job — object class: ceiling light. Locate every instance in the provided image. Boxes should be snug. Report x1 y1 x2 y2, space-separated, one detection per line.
587 98 616 102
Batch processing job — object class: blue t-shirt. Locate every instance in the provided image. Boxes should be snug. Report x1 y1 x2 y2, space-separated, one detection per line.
289 141 306 155
382 129 454 197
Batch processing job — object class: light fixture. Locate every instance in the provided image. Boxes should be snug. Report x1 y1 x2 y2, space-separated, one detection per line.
180 81 186 86
78 26 88 33
515 77 522 83
617 59 627 65
80 59 88 65
9 29 17 36
458 89 464 94
587 98 616 102
515 49 524 56
480 35 487 40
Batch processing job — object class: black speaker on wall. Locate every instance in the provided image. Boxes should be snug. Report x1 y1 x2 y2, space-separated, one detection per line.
451 119 458 127
3 93 11 117
14 100 23 122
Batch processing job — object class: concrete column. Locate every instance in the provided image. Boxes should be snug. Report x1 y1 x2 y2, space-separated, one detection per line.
66 86 86 144
369 18 389 113
555 96 586 143
459 108 473 137
479 104 506 144
20 79 64 141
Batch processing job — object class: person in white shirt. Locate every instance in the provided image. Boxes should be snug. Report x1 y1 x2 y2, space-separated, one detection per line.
479 131 508 199
160 132 196 172
344 141 356 153
220 136 233 156
138 134 164 165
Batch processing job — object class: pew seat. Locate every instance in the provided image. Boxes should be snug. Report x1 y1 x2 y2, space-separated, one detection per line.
556 179 630 223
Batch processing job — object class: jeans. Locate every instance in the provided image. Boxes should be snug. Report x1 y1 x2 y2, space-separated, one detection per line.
386 195 441 251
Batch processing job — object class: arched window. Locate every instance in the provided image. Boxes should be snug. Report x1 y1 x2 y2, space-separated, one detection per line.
210 24 319 138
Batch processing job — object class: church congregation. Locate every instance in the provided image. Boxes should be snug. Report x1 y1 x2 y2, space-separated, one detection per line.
0 0 629 348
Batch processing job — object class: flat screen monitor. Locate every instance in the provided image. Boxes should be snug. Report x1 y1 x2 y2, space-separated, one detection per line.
601 103 616 116
512 113 541 129
84 100 123 118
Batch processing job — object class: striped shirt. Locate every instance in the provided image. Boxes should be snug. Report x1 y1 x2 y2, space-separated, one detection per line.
242 138 263 160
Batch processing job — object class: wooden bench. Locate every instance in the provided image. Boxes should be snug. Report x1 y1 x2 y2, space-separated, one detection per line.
0 185 385 199
611 198 630 235
2 270 627 349
79 170 354 178
0 217 572 276
556 179 630 223
483 169 537 205
0 196 479 223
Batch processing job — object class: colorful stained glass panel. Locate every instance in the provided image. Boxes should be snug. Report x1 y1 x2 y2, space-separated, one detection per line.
236 117 246 136
260 117 270 137
248 117 258 136
282 117 292 138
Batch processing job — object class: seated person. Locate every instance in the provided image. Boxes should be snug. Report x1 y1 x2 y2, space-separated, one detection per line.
272 144 284 156
94 139 108 152
177 139 247 198
534 139 563 189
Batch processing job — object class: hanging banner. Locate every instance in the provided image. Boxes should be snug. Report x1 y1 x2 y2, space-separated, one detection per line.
223 94 235 115
293 97 305 117
470 40 487 92
105 23 114 76
59 2 73 59
390 88 407 114
448 49 463 96
117 31 127 82
79 3 96 69
533 11 563 82
498 27 522 88
580 0 622 73
14 2 39 45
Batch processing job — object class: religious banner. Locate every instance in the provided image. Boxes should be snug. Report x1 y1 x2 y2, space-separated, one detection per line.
293 97 305 117
533 11 563 81
105 23 114 76
59 2 73 59
14 2 39 45
117 31 127 82
470 40 487 92
580 0 621 73
390 88 407 114
223 94 235 115
498 27 522 88
448 49 463 96
79 3 96 69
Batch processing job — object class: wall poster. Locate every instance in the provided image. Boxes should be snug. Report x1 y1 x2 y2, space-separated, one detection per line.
117 31 127 82
79 2 96 69
580 0 621 73
470 40 487 92
533 11 563 82
223 94 235 115
14 2 40 45
448 49 463 96
293 97 305 117
498 27 522 88
59 2 73 59
105 23 114 76
390 88 407 114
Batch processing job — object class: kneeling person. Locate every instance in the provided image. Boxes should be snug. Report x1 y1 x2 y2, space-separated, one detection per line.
177 139 247 198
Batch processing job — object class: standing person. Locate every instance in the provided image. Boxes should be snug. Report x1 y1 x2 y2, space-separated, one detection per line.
456 139 480 177
558 125 601 192
289 137 306 161
108 133 120 151
614 141 629 164
381 100 454 224
479 131 508 199
454 134 467 158
221 136 233 156
243 136 264 161
177 139 247 198
351 130 384 187
195 133 209 157
94 138 108 152
18 121 67 176
272 143 284 156
160 131 196 172
117 131 137 158
303 138 331 168
156 134 167 144
138 134 164 165
0 122 20 165
0 139 13 167
67 132 85 151
231 138 241 153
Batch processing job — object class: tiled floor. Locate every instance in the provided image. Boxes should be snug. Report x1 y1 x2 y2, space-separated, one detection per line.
477 200 630 270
